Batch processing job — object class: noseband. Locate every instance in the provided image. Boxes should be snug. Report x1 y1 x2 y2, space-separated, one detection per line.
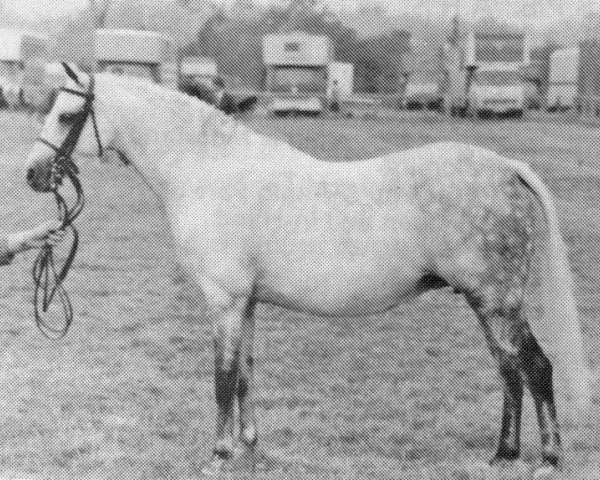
32 76 103 339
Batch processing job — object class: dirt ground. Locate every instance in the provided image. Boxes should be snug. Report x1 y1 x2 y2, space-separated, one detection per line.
0 110 597 479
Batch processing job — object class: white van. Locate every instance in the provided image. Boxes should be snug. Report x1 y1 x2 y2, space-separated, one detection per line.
95 29 179 89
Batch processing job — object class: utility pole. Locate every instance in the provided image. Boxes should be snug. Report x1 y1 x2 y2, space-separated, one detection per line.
89 0 111 29
89 0 98 71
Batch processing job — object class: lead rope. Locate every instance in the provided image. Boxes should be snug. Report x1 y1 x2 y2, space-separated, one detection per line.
32 171 84 339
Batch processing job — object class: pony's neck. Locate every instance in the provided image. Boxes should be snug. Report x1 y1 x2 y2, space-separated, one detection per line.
98 74 257 202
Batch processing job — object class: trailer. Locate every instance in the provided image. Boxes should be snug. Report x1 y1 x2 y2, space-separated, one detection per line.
95 29 179 89
547 47 579 111
575 40 600 116
263 32 331 116
443 32 528 117
0 29 47 84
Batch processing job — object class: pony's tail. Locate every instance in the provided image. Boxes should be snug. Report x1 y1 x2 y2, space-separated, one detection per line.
512 160 590 410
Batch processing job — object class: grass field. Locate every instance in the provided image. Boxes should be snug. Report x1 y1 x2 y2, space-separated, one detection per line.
0 110 598 479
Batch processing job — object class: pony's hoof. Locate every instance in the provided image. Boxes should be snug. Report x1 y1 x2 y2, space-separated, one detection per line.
488 459 533 479
201 448 269 476
533 465 557 480
461 460 494 479
233 446 271 473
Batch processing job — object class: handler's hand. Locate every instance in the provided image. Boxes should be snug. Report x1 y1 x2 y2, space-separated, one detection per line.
7 220 66 253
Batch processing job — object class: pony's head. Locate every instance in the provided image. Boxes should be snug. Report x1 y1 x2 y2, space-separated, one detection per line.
26 63 112 192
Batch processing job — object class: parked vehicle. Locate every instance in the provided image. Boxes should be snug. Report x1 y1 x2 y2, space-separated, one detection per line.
0 29 47 83
442 32 528 118
263 32 331 116
547 47 579 112
0 29 47 108
180 56 218 86
404 72 443 110
95 29 179 89
470 68 525 117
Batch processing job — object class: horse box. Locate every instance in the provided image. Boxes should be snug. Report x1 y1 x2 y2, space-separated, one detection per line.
95 29 179 89
0 29 48 84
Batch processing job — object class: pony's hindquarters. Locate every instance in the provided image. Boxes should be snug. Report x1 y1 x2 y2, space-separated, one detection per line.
512 162 590 409
424 157 588 467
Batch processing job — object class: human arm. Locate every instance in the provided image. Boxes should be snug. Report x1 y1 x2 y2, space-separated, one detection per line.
0 221 66 265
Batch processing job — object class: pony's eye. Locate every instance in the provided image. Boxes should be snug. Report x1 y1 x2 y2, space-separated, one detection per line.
58 111 81 123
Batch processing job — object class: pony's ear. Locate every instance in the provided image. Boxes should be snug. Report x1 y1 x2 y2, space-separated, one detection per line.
61 62 82 86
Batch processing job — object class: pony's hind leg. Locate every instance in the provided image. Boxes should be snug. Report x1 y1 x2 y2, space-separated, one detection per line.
464 288 562 471
465 290 526 465
495 353 524 463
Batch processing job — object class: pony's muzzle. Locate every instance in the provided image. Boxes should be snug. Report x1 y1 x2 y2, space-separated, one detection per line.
27 159 54 192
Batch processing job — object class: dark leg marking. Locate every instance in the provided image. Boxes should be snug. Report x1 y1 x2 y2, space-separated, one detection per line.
237 301 258 450
494 355 523 462
518 334 562 467
213 339 239 460
209 299 249 463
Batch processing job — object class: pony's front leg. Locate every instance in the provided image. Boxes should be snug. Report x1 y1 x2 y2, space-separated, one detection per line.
202 295 251 476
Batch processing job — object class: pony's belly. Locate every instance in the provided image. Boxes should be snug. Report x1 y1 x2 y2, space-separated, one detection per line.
254 259 423 317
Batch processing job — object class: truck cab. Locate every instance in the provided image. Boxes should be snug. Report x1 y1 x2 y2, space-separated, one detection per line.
404 71 443 110
263 32 330 116
95 29 179 89
470 67 525 117
442 31 528 118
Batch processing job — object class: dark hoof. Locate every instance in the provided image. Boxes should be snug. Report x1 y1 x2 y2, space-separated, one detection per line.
490 449 520 466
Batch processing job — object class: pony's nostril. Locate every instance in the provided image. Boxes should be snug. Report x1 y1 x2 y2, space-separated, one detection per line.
26 168 36 184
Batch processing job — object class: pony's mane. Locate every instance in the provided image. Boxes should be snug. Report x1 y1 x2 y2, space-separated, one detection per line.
101 72 217 117
97 72 247 150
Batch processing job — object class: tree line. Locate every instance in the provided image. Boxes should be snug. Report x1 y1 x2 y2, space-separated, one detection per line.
82 0 411 93
178 0 410 93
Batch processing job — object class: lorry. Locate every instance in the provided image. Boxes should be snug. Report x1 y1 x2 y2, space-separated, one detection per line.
262 32 331 116
95 29 179 89
443 32 528 118
547 47 579 111
0 29 47 85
